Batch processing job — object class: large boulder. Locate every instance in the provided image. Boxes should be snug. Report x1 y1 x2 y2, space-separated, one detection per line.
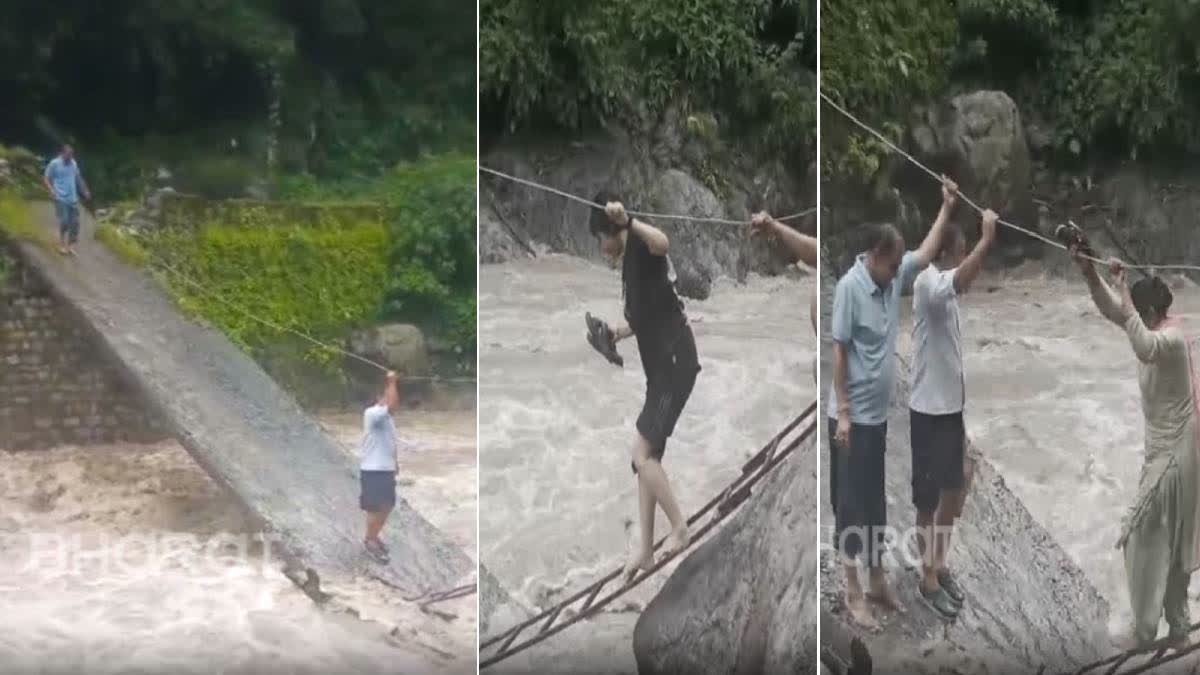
479 202 533 264
349 323 431 375
632 436 818 674
818 259 1112 673
909 90 1035 250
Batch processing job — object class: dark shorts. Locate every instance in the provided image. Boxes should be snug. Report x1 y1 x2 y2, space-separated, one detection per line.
828 417 888 566
359 470 396 512
633 324 700 472
909 409 966 513
55 201 80 243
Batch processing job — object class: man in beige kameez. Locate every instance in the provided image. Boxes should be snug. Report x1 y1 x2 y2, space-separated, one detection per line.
1074 248 1200 648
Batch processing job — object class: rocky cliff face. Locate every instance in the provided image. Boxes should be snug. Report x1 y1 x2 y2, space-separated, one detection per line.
825 90 1037 274
631 435 819 675
817 260 1113 673
479 110 814 299
826 88 1200 284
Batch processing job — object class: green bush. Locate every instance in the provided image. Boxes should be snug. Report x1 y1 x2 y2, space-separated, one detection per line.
143 219 389 370
820 0 957 182
1038 0 1200 158
379 155 476 321
481 0 815 165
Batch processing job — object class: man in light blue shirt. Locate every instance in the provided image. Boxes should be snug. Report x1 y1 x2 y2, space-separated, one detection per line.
827 176 956 630
43 145 90 257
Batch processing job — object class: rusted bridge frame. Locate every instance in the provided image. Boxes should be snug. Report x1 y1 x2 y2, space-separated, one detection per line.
1068 619 1200 674
479 400 818 668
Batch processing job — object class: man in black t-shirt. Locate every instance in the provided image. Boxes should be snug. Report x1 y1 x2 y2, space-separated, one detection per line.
590 190 701 584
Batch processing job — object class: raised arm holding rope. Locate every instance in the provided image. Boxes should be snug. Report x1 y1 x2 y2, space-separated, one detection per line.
908 204 997 620
827 176 957 630
359 371 403 564
1072 247 1200 651
587 191 701 585
750 211 819 336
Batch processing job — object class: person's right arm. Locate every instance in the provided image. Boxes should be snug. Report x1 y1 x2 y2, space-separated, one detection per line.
385 372 401 409
830 279 854 445
42 161 55 198
911 176 958 268
952 209 998 293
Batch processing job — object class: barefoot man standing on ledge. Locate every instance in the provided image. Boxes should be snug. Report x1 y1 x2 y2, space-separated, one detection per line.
43 144 90 257
360 370 402 564
587 191 700 584
828 176 955 629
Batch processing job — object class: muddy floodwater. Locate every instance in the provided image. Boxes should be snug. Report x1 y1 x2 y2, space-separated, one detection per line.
0 408 476 675
478 254 816 671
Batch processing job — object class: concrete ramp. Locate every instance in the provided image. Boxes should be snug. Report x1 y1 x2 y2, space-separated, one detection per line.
11 202 472 597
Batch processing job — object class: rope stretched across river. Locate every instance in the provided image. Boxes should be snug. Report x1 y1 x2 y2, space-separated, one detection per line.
478 400 817 668
820 92 1200 274
479 166 817 226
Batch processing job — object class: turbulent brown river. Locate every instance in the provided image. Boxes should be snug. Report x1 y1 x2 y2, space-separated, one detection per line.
478 254 816 671
0 409 477 675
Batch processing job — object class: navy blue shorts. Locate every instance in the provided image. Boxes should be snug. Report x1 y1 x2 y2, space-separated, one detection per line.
359 470 396 512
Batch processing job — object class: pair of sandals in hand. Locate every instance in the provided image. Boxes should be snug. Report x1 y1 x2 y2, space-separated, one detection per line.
585 313 623 367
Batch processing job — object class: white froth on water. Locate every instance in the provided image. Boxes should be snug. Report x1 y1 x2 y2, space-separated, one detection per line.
0 409 477 675
897 271 1200 643
479 254 816 650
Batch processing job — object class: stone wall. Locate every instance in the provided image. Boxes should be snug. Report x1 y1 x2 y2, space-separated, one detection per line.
0 245 166 450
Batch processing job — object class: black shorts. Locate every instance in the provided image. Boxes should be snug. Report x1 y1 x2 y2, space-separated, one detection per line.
633 324 700 472
828 417 888 566
359 470 396 512
909 409 966 512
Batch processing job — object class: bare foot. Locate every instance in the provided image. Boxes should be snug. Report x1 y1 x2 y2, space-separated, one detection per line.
845 592 880 631
622 551 653 585
867 579 905 614
68 247 77 256
662 526 690 559
1114 633 1139 651
58 246 69 256
1166 633 1192 650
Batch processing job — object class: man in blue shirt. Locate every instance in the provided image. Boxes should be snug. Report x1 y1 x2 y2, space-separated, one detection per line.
43 145 90 257
828 176 956 629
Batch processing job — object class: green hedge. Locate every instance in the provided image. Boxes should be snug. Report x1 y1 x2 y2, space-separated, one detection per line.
144 217 389 370
481 0 816 168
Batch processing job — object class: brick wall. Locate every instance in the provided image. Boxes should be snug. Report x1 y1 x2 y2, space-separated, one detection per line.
0 246 167 449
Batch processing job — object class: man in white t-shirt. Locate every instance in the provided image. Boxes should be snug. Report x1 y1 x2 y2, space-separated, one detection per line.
360 371 401 564
909 206 997 618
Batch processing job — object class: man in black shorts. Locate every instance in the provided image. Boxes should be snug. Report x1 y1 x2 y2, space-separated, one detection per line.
359 371 402 564
589 191 701 584
908 206 996 617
